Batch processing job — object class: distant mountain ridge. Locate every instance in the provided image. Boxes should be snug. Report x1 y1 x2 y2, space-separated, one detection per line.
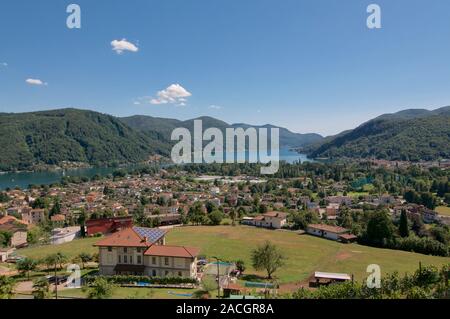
121 115 323 149
307 106 450 161
0 108 323 172
2 106 449 171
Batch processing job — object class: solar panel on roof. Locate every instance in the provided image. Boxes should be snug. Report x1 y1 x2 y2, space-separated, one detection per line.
132 226 165 243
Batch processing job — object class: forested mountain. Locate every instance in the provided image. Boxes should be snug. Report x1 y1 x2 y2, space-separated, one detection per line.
122 115 323 148
2 105 449 171
308 106 450 161
0 109 170 171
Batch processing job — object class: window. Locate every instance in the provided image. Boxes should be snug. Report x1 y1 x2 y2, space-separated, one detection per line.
178 271 182 277
152 270 156 277
118 255 121 263
123 247 128 253
164 257 169 266
124 255 128 264
130 256 133 264
152 257 156 264
137 256 142 264
107 247 112 252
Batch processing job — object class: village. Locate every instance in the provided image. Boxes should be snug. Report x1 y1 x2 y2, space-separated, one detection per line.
0 163 449 299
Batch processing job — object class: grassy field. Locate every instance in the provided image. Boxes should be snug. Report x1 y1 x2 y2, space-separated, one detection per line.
436 206 450 217
18 226 450 284
167 226 450 284
19 237 99 260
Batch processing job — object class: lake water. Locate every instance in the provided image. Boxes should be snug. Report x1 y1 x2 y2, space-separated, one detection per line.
0 149 311 190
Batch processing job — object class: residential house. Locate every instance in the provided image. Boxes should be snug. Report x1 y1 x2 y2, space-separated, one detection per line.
243 211 288 229
21 208 46 225
0 216 28 248
95 226 199 279
306 224 357 243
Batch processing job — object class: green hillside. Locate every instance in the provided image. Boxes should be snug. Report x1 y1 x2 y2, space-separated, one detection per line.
309 106 450 161
0 109 170 171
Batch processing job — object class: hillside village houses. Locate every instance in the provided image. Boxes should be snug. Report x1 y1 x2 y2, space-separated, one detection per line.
95 226 200 278
0 169 448 256
0 215 28 248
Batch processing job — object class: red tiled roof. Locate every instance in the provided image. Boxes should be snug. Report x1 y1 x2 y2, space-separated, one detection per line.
0 215 28 226
95 227 151 247
144 245 200 258
263 211 288 218
339 234 358 240
307 224 349 234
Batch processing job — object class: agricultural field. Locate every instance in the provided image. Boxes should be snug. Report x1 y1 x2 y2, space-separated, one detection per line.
17 225 450 285
167 226 450 284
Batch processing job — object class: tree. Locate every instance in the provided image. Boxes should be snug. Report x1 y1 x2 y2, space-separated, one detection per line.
49 197 61 217
84 277 114 299
251 241 286 279
235 259 246 273
78 209 87 237
192 277 216 299
0 276 15 299
399 210 409 238
364 210 395 246
76 252 91 269
17 258 38 280
32 277 51 299
208 210 223 226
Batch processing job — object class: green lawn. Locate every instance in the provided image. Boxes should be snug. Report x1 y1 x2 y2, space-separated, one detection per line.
167 226 450 284
17 226 450 285
436 206 450 217
19 237 99 260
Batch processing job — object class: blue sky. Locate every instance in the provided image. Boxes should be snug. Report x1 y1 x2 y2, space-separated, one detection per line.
1 0 450 136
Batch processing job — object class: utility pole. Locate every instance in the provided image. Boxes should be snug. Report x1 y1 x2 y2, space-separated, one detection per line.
212 256 221 298
54 262 58 299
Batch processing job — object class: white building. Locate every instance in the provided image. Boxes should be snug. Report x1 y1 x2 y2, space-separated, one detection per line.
306 224 357 243
50 226 81 245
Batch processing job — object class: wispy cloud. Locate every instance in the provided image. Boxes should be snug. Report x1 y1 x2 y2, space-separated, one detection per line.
149 84 192 106
209 104 222 110
111 39 139 54
0 62 7 67
26 78 48 86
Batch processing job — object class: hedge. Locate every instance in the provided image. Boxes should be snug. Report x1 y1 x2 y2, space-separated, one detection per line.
83 275 197 285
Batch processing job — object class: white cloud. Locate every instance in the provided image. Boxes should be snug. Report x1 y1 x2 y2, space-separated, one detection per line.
150 84 192 106
26 78 47 86
1 62 7 67
111 39 139 54
209 104 222 110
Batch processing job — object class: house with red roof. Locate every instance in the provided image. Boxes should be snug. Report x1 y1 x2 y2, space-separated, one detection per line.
95 226 200 278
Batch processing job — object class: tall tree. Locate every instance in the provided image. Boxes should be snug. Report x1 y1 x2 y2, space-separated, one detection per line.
17 258 38 280
399 210 409 238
